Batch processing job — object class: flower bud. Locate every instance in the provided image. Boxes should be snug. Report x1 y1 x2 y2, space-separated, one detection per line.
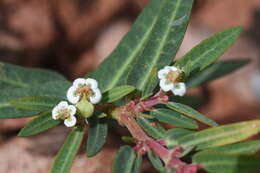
76 95 94 118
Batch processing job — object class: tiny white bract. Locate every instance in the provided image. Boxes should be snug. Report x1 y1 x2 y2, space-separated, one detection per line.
52 101 77 127
67 78 102 104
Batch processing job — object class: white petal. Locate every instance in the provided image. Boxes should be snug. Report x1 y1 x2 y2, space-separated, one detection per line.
64 115 77 127
169 66 178 72
73 78 86 88
67 86 80 104
159 79 174 92
58 101 69 109
158 68 170 79
89 88 102 104
68 105 77 116
85 78 98 89
52 106 59 120
172 82 186 96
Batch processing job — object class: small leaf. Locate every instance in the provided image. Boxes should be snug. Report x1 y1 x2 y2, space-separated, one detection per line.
151 109 198 129
148 151 164 171
176 26 243 76
193 152 260 173
169 95 204 108
10 96 61 112
112 146 136 173
86 117 108 157
102 85 135 103
18 111 61 137
132 154 142 173
165 128 194 148
52 127 84 173
177 120 260 150
186 59 250 88
167 102 218 127
137 117 166 139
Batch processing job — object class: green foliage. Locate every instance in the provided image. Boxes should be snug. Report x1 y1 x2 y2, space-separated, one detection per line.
102 85 135 103
18 111 60 137
167 102 218 127
86 117 108 157
132 155 143 173
52 127 84 173
151 108 198 129
164 128 194 148
148 151 164 171
175 27 242 76
112 146 136 173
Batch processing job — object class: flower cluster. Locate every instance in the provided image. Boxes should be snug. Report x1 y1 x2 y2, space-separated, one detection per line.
52 78 102 127
158 66 186 96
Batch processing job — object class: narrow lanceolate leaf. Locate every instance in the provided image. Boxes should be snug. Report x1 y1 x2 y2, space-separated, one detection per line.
177 120 260 150
151 109 198 129
167 102 218 127
175 27 243 76
10 96 61 112
18 111 60 137
193 152 260 173
0 62 66 89
148 151 164 172
132 155 143 173
0 81 70 119
186 59 250 88
198 140 260 155
137 117 166 139
52 127 84 173
127 0 193 95
86 118 108 157
165 128 194 148
112 146 136 173
90 0 162 92
102 85 135 103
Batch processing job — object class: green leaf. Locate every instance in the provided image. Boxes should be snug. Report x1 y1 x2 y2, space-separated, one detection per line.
10 96 61 112
167 102 218 127
132 154 142 173
186 59 250 88
193 152 260 173
52 127 84 173
137 117 166 139
177 120 260 150
112 146 136 173
151 109 198 129
127 0 193 95
148 151 164 171
198 140 260 155
0 81 70 119
169 95 204 108
165 128 194 148
18 111 61 137
175 26 243 76
0 62 66 89
102 85 135 103
86 117 108 157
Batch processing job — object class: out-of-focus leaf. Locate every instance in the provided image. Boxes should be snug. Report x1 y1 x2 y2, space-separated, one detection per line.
193 152 260 173
148 151 164 171
151 109 198 129
137 117 166 139
0 62 66 89
167 102 218 127
165 128 194 148
175 27 243 76
112 146 136 173
18 111 60 137
186 59 250 88
86 117 108 157
102 85 135 103
132 154 142 173
177 120 260 150
52 127 84 173
169 95 204 108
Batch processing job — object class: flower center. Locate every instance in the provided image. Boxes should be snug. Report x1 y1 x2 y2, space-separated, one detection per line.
166 70 181 83
57 109 70 119
76 85 94 98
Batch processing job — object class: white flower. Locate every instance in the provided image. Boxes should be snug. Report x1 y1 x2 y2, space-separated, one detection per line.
52 101 77 127
158 66 186 96
67 78 102 104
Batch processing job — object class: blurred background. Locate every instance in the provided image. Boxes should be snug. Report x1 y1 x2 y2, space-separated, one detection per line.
0 0 260 172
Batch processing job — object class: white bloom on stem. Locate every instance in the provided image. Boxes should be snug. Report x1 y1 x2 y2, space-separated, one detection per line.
52 101 77 127
66 78 102 104
158 66 186 96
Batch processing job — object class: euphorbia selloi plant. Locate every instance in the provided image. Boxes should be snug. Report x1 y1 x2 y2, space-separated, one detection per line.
0 0 258 173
